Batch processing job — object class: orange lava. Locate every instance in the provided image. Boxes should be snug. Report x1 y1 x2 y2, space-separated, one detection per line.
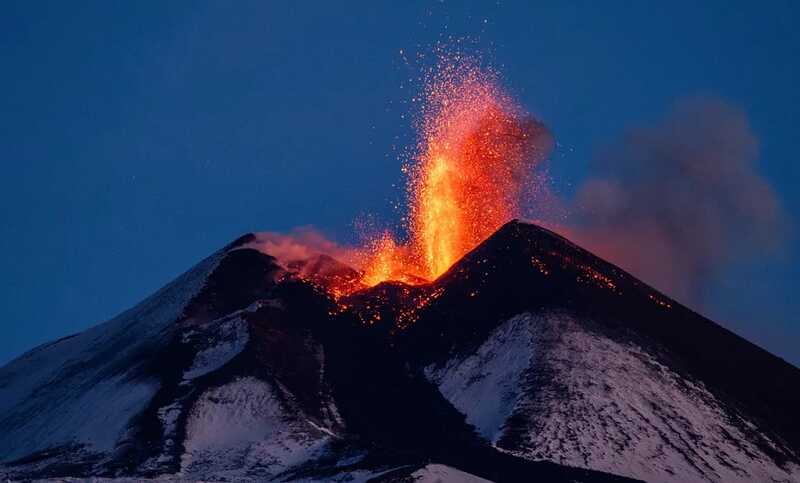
357 53 550 286
359 231 406 287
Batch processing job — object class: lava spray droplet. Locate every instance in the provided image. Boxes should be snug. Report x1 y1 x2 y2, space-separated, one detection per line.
359 51 552 286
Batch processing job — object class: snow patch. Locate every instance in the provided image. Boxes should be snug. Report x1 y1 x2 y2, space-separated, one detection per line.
410 464 494 482
507 314 800 483
427 311 800 483
425 313 535 442
0 249 224 462
183 315 249 381
181 376 330 479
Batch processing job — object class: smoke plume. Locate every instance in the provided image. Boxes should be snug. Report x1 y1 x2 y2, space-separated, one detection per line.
244 227 358 268
569 99 789 306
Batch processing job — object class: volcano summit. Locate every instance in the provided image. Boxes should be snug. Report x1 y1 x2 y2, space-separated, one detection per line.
1 220 798 482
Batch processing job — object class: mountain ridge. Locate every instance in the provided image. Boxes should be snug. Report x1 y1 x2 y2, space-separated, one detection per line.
1 220 798 482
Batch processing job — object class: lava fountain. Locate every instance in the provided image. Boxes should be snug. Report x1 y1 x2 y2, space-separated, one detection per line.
359 53 552 286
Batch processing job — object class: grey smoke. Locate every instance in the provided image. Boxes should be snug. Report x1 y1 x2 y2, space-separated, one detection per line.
570 98 790 306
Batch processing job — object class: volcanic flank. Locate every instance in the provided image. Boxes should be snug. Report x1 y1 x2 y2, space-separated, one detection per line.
1 221 799 482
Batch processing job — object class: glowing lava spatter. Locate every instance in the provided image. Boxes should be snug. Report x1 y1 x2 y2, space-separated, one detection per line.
359 231 404 287
358 53 551 286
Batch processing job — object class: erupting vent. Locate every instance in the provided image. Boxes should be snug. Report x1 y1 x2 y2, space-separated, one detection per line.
356 53 552 288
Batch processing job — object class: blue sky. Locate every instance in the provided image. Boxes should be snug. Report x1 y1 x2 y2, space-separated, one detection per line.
1 1 798 365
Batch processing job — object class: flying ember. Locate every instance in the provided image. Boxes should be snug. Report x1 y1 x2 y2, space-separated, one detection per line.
358 53 551 286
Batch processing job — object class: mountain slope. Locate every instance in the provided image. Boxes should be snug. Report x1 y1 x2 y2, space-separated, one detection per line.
390 220 800 482
0 228 634 483
1 220 798 482
0 237 230 465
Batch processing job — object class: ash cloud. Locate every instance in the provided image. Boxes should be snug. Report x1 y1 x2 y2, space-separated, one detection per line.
569 99 790 306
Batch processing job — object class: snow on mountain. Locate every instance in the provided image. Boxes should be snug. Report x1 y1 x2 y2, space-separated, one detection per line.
425 311 800 483
2 220 798 482
407 464 493 482
424 313 534 442
0 244 226 463
182 311 251 381
180 376 331 480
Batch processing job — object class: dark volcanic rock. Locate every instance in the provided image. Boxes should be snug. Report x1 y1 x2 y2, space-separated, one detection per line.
1 221 798 482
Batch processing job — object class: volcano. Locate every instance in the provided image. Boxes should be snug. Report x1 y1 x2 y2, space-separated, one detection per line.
1 221 799 482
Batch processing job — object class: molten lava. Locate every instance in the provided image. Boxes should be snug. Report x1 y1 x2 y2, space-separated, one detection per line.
358 54 551 286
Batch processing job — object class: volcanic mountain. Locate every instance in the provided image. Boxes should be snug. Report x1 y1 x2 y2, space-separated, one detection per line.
1 221 799 482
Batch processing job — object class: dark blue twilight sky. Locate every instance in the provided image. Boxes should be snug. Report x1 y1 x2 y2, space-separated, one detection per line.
1 2 798 366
